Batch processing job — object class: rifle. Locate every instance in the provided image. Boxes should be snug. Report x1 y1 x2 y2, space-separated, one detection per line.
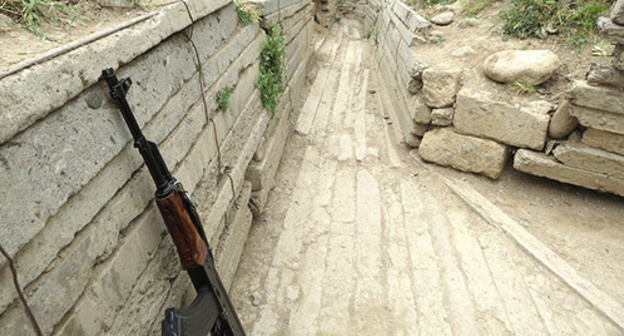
102 68 246 336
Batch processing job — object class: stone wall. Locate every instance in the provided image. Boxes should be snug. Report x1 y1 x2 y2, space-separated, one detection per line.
343 0 624 197
0 0 314 334
513 2 624 197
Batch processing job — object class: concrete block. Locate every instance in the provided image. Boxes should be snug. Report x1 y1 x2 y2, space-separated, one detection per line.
377 57 423 146
582 128 624 156
106 238 181 336
263 0 311 27
53 207 165 336
567 80 624 115
388 6 426 47
194 92 269 247
454 89 549 150
216 182 253 290
0 170 154 334
514 149 624 197
252 0 306 16
392 0 430 32
553 142 624 179
246 98 291 192
569 104 624 135
419 127 510 179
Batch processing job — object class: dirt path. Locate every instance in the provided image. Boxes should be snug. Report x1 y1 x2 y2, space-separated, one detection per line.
229 18 624 335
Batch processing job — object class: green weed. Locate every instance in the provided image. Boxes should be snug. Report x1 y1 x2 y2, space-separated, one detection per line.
216 86 235 112
510 81 536 95
257 25 287 118
235 1 259 26
501 0 613 49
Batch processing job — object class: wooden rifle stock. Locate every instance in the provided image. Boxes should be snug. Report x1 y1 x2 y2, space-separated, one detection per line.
156 191 207 269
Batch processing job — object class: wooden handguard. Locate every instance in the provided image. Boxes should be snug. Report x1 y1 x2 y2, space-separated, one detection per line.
156 191 208 269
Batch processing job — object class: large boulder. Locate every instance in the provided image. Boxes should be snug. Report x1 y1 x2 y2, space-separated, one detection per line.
483 50 561 86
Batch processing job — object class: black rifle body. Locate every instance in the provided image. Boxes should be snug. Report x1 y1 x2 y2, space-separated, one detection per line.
102 68 245 336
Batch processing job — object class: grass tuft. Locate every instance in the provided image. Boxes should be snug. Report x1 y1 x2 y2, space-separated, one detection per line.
501 0 614 49
235 1 260 26
0 0 80 40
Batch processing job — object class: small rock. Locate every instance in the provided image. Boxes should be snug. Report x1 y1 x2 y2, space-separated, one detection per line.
0 13 14 28
430 12 454 26
429 30 444 38
96 0 135 8
252 299 261 307
458 17 481 28
431 108 454 126
549 100 579 139
568 129 583 142
452 46 476 57
545 22 559 34
85 91 103 110
483 50 561 86
544 140 558 155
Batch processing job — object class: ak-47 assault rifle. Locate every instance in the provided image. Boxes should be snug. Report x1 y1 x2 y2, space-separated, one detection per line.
102 68 245 336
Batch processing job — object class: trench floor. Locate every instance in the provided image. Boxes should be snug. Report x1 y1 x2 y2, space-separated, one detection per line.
229 19 624 335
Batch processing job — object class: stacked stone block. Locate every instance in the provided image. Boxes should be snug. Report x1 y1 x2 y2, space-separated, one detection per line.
0 0 313 334
514 2 624 197
340 0 624 193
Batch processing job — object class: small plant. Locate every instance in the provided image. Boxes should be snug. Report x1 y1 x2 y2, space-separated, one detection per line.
334 16 342 22
510 81 536 95
257 24 287 118
430 37 446 47
501 0 613 50
0 0 80 40
235 1 260 26
216 86 235 112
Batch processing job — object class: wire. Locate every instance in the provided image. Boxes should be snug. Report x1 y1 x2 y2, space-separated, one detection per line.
0 244 42 336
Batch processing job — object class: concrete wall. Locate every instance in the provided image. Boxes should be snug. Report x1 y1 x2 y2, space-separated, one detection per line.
0 0 314 334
